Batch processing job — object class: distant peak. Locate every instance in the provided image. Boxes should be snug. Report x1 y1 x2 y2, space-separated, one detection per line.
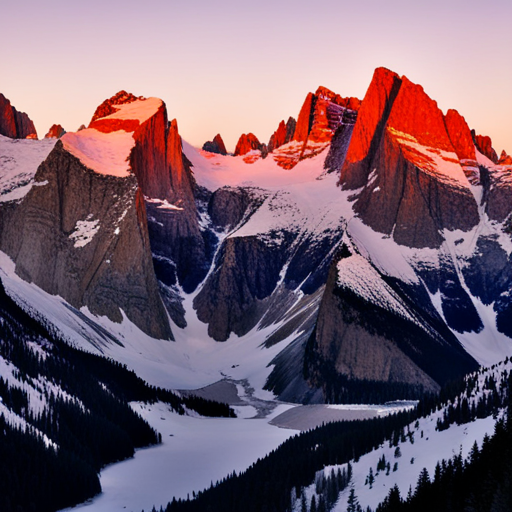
203 133 227 155
498 149 512 165
0 92 37 139
90 90 141 124
44 124 66 139
234 133 261 156
472 131 499 163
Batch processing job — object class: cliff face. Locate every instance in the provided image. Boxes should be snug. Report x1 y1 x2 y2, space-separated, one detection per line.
202 134 227 155
89 92 210 297
339 68 480 249
44 124 66 139
234 133 262 156
0 93 37 139
1 141 172 340
146 118 210 297
305 240 479 398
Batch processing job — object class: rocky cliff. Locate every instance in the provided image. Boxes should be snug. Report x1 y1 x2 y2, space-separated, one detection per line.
0 93 37 139
1 141 172 340
304 239 479 400
234 133 262 156
202 134 228 155
339 68 480 249
473 132 498 163
44 124 66 139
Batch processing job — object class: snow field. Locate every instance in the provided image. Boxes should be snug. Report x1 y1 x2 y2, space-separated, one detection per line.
0 134 56 202
61 401 297 512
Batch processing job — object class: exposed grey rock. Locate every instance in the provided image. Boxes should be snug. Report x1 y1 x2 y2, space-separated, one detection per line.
304 241 479 401
207 186 267 231
0 141 172 340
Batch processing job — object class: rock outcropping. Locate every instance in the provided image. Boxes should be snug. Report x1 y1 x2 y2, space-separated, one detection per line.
0 93 37 139
202 134 227 155
498 150 512 165
339 67 480 249
44 124 66 139
234 133 262 156
1 141 172 340
473 131 499 163
268 117 296 153
294 87 360 144
304 239 479 400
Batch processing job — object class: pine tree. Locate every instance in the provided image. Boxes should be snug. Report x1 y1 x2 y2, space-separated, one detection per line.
310 494 317 512
347 488 361 512
368 467 374 489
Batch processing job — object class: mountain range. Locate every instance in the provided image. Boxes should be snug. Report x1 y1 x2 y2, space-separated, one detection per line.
1 66 512 511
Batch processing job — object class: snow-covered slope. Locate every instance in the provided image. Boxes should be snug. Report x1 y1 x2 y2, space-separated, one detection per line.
298 358 512 511
0 134 56 202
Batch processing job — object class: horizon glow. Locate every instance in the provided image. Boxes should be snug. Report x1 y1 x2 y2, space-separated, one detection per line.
2 0 511 154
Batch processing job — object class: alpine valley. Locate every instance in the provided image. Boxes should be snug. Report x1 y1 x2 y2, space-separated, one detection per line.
1 67 512 512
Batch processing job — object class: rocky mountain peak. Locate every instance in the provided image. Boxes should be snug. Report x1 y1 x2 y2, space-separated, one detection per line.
0 93 37 139
202 133 227 155
44 124 66 139
472 131 499 163
340 67 479 249
268 120 287 153
234 133 262 156
444 109 476 162
90 90 141 124
340 67 402 185
498 150 512 165
293 86 360 146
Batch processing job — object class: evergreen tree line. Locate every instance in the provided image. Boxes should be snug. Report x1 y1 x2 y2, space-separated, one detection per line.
307 464 352 512
149 362 506 512
0 414 101 512
377 391 512 512
436 372 505 431
0 279 234 511
152 410 417 512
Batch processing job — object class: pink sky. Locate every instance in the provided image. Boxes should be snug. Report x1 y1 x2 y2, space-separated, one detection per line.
2 0 511 154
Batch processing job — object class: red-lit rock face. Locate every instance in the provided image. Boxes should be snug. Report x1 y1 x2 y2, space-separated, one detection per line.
89 90 140 124
0 93 17 138
167 118 193 203
0 93 37 139
444 109 476 162
498 150 512 165
339 67 479 249
293 88 360 146
343 67 401 167
387 77 453 153
293 93 314 143
44 124 66 139
474 133 499 163
129 102 170 199
234 133 261 156
268 120 287 152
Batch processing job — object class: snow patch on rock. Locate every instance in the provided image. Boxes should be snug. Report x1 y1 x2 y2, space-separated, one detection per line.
69 216 100 248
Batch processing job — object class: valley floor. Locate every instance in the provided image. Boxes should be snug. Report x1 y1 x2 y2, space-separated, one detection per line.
60 380 417 512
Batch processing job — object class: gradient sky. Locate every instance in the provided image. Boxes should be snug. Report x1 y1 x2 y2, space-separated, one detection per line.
2 0 511 154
